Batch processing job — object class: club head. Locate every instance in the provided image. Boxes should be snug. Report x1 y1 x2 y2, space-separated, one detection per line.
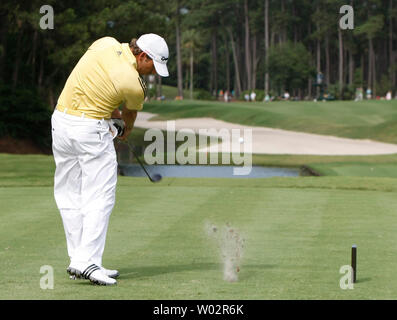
151 174 162 183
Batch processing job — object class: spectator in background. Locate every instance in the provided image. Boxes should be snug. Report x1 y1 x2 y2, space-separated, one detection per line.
264 94 270 102
354 87 363 102
224 90 229 102
366 88 372 99
386 91 392 101
283 91 290 100
244 93 250 102
250 91 256 102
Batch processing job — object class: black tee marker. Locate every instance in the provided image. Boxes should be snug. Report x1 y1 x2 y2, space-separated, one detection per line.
351 245 357 283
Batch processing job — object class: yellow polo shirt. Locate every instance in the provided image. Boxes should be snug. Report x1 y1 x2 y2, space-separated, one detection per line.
57 37 146 119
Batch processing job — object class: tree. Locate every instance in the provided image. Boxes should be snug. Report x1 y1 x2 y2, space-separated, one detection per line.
389 0 396 88
182 29 201 99
355 10 384 95
267 41 315 95
264 0 269 95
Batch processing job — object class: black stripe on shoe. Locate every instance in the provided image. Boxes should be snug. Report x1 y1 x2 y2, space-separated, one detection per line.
82 264 98 277
81 264 96 277
82 264 100 279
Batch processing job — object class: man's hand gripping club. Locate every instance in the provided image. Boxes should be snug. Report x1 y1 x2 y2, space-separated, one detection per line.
110 105 138 140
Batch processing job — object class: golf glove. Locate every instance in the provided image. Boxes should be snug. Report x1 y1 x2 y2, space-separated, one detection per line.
110 118 125 137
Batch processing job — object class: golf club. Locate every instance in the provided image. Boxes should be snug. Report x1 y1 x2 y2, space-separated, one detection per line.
124 141 162 183
111 119 162 183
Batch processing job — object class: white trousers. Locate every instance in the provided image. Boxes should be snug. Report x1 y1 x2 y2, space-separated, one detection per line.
51 110 118 270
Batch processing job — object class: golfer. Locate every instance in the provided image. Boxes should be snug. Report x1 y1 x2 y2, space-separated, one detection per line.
51 34 169 285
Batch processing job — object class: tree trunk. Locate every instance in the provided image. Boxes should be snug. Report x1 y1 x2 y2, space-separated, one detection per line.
264 0 269 95
316 40 321 73
189 48 193 99
228 28 242 97
372 40 376 96
368 38 373 94
390 0 395 87
344 46 348 86
361 54 364 86
349 49 354 86
38 50 44 89
271 31 275 47
49 87 55 108
225 38 231 93
251 34 258 90
0 16 8 81
244 0 251 91
237 38 245 91
325 35 330 87
293 2 298 44
316 38 321 97
281 0 286 42
175 2 183 98
307 22 312 99
211 31 218 97
315 2 320 98
185 68 189 91
338 28 344 98
31 29 38 85
12 31 22 90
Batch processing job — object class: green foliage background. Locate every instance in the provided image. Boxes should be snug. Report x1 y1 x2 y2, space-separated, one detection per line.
0 0 396 150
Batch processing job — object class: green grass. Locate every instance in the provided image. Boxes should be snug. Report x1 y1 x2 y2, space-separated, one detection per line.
3 100 397 299
142 99 397 144
251 154 397 178
158 85 196 100
308 162 397 177
2 154 397 299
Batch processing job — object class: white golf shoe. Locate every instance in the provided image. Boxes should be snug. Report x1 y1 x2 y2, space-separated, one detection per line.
101 267 119 279
67 264 117 286
87 269 117 286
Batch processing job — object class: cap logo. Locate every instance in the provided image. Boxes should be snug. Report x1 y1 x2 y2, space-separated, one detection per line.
161 56 168 61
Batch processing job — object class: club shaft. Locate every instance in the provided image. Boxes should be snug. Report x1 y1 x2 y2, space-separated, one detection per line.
127 143 155 182
351 245 357 283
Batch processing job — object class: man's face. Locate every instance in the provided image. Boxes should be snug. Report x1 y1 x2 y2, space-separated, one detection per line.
136 52 156 76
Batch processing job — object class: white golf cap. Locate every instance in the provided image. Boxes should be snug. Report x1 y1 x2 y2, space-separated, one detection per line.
136 33 169 77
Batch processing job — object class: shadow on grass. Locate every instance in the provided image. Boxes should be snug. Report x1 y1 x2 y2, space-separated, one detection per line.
355 277 371 284
118 263 276 280
68 263 276 287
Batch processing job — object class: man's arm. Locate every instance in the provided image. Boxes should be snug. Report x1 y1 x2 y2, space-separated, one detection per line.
118 105 137 141
111 107 122 119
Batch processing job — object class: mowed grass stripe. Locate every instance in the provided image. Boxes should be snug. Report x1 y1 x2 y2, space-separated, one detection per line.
0 187 68 299
2 182 397 299
108 185 226 267
117 186 233 299
112 186 330 299
237 188 329 299
293 190 397 299
108 185 267 299
107 185 275 299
